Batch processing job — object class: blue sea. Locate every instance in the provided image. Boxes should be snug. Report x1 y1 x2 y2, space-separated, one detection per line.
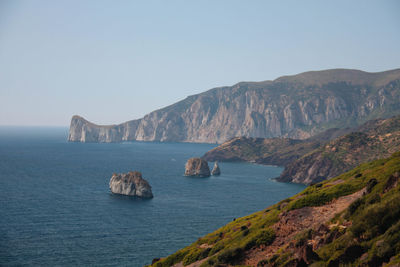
0 127 305 266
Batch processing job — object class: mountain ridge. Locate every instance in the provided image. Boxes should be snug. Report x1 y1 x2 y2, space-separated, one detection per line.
68 68 400 143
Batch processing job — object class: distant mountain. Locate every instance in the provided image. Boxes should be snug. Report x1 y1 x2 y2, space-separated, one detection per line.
68 68 400 143
203 115 400 184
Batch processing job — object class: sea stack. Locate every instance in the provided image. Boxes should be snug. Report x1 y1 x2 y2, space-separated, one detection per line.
109 171 153 198
184 158 210 177
211 162 221 176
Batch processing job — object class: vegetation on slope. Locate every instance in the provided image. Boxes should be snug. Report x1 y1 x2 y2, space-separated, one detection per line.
150 152 400 267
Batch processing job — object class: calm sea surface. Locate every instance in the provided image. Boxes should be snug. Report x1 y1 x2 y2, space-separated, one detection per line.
0 127 305 266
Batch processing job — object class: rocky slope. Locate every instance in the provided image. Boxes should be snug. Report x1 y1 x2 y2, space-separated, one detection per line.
203 137 322 166
202 127 351 166
278 115 400 184
109 171 153 198
149 152 400 267
69 68 400 143
202 115 400 184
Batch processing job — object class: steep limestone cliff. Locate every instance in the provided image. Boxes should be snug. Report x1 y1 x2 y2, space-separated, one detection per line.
68 68 400 143
68 116 141 143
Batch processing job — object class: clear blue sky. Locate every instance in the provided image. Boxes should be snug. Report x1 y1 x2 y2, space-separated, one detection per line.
0 0 399 126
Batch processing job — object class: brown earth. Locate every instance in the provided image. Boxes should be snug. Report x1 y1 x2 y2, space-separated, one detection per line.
242 189 365 266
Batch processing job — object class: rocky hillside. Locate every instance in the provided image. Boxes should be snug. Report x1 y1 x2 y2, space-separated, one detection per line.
202 136 320 166
149 152 400 267
278 116 400 184
203 115 400 184
69 68 400 143
202 127 349 166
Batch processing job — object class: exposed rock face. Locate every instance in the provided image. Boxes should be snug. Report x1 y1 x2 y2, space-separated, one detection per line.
202 137 322 166
68 116 140 143
184 158 210 177
69 68 400 143
201 126 350 165
277 116 400 184
211 162 221 176
203 115 400 184
109 171 153 198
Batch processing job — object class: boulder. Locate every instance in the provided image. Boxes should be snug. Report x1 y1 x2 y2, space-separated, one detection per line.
211 161 221 176
185 158 210 177
109 171 153 198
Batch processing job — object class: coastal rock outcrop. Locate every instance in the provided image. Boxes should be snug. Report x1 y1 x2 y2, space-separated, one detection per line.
69 68 400 143
109 171 153 198
211 162 221 176
184 158 210 177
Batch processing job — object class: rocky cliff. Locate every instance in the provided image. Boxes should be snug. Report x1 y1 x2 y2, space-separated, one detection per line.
69 68 400 143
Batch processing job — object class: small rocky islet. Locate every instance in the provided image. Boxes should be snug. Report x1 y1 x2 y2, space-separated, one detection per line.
211 161 221 176
184 158 211 177
108 159 221 198
109 171 153 198
184 158 221 177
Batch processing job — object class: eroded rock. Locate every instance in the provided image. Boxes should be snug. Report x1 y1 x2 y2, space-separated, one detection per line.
109 171 153 198
211 162 221 176
185 158 210 177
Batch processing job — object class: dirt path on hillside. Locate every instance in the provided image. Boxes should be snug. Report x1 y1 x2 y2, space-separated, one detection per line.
242 189 365 266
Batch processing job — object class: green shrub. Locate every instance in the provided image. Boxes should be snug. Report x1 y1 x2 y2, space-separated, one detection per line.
366 178 378 193
199 257 217 267
254 228 276 246
288 192 331 210
348 198 364 215
182 248 210 266
288 184 358 210
154 250 187 267
217 247 243 264
351 195 400 239
242 229 249 236
367 193 381 204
